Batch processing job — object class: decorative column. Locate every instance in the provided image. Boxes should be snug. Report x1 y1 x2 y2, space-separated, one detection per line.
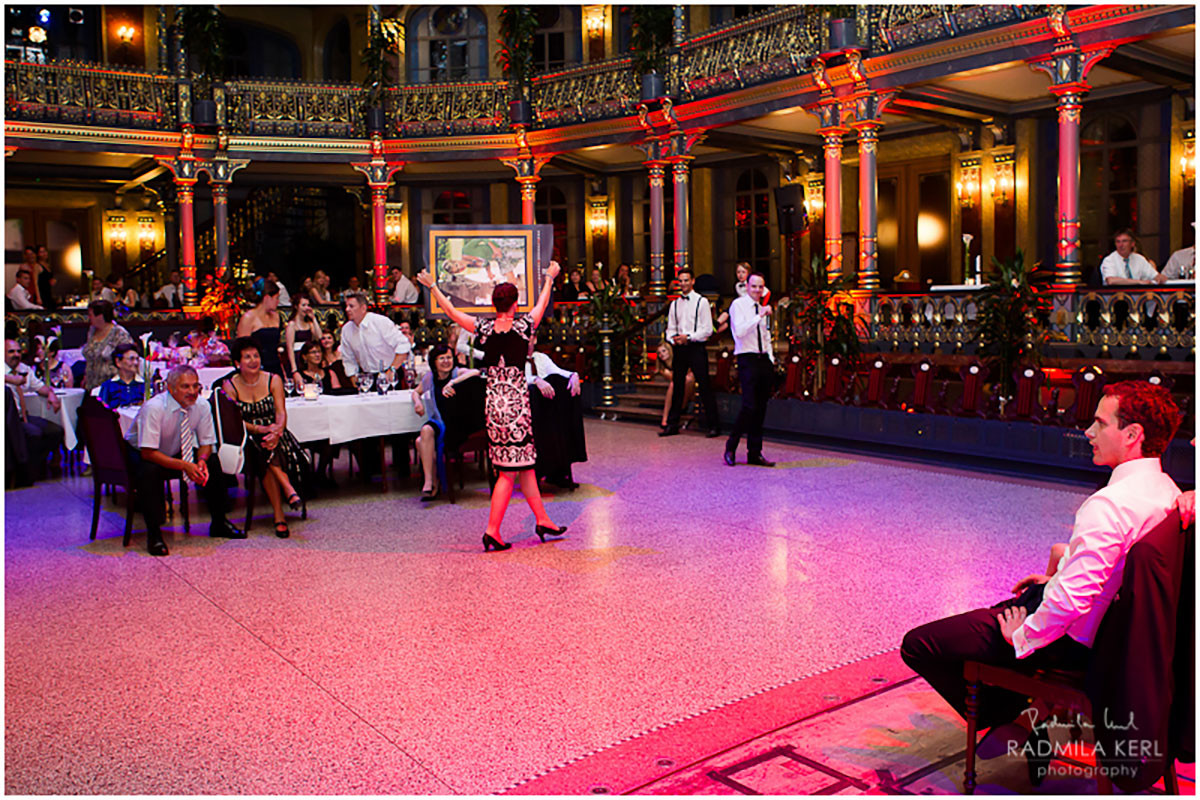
850 93 893 291
352 135 405 307
209 135 250 284
818 121 848 278
156 128 200 307
646 159 668 296
1030 24 1114 287
517 176 539 224
501 128 550 226
671 157 691 275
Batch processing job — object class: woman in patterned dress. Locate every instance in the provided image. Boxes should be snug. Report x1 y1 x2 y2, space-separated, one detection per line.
417 261 566 552
222 336 309 538
81 299 134 390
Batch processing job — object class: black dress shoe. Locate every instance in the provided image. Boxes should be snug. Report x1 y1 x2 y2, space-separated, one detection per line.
147 531 169 557
747 455 776 467
1025 724 1052 787
658 427 680 437
706 428 721 438
723 450 736 467
210 520 247 539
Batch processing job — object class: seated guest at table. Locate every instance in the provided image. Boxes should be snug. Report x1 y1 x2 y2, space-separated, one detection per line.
900 380 1181 781
340 275 365 302
390 267 420 305
311 270 334 305
153 270 186 308
222 337 309 538
19 246 42 305
449 322 484 367
5 337 64 485
126 365 244 555
585 264 608 295
340 291 411 386
285 295 324 383
185 318 231 367
8 267 44 310
562 268 587 301
296 340 343 395
81 300 134 391
412 343 482 501
1160 242 1195 280
525 331 587 488
1100 228 1164 286
318 329 349 385
96 343 144 408
235 279 284 376
42 337 73 388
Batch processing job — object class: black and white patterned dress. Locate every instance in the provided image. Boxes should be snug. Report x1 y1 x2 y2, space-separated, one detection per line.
475 314 536 471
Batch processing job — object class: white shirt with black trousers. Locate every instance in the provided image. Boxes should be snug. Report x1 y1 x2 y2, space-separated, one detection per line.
663 289 719 434
725 294 775 462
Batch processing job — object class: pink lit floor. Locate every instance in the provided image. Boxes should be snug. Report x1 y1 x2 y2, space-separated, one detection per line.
3 419 1175 794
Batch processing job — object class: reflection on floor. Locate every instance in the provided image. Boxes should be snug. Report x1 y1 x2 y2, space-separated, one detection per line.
7 419 1156 794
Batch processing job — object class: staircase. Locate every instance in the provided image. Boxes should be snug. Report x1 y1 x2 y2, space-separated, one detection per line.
195 186 331 275
599 344 726 427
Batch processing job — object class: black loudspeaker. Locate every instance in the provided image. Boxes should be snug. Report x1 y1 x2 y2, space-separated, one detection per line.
774 184 807 236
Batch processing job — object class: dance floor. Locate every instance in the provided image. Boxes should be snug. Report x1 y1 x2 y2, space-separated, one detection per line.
6 419 1114 794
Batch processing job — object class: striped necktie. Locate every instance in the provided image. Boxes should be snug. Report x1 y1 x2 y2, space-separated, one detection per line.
1124 257 1131 279
755 304 763 353
179 408 196 464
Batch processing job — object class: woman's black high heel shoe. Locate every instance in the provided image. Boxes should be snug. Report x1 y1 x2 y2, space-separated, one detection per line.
274 521 290 538
286 493 302 511
482 533 511 552
535 524 567 543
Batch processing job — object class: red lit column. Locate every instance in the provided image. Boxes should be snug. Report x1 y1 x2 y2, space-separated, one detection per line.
177 180 197 305
518 176 539 225
646 159 668 297
820 127 848 278
671 156 691 277
352 153 405 307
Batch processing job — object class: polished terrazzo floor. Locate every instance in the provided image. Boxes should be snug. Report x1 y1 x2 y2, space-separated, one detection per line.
4 419 1096 794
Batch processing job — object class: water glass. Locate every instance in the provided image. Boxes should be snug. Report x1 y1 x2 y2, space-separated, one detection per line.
358 373 374 394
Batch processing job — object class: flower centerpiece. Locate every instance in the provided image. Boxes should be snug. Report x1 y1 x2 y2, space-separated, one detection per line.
199 277 241 339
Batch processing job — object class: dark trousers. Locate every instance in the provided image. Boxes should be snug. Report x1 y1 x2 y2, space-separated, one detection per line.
7 412 64 483
128 446 232 533
900 585 1092 728
726 353 773 457
666 341 718 430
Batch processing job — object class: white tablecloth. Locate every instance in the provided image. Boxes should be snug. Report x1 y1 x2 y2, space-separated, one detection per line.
284 391 429 445
24 388 86 450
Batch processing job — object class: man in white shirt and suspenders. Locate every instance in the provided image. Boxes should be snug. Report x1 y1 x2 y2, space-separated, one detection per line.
660 267 720 438
724 272 775 466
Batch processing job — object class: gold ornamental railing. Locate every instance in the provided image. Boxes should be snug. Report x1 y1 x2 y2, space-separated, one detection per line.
4 59 177 130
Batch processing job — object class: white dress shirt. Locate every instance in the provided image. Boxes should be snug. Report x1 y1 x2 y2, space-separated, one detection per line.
665 291 714 343
7 361 44 407
391 275 419 304
7 284 42 310
275 282 292 306
125 391 217 457
154 283 185 307
525 351 575 385
735 280 748 297
728 295 774 362
1160 246 1194 280
456 329 485 362
339 312 411 376
1099 250 1158 284
1011 457 1180 658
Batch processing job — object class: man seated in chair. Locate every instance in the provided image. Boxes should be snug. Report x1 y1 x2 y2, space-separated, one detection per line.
5 337 63 485
900 381 1182 773
125 365 244 556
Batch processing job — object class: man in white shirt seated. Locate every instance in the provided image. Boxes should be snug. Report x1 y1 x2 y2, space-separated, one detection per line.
900 380 1182 779
724 272 776 467
7 268 44 310
525 331 586 488
265 272 292 306
153 270 186 308
125 365 244 555
390 267 420 305
660 267 720 438
1159 244 1194 280
5 337 62 484
1099 229 1164 286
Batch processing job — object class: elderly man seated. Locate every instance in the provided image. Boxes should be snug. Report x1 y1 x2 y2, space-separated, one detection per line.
125 365 244 556
96 343 144 408
5 337 63 485
900 380 1182 784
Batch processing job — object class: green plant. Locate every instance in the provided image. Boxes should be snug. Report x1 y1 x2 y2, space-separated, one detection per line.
585 282 637 380
788 255 862 391
973 250 1052 396
360 16 394 108
629 6 675 76
178 6 227 95
496 8 539 102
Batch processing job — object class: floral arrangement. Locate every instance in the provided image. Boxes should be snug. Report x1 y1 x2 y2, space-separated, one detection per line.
198 277 241 338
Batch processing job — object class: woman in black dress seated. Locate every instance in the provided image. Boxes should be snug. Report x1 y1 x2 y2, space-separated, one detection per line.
417 262 567 551
222 337 309 537
412 343 482 501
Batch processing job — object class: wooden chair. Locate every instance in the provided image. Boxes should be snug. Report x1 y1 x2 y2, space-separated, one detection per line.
906 358 940 413
856 356 898 409
952 359 988 417
962 512 1190 795
78 395 139 546
819 355 852 403
1007 365 1045 421
445 428 492 504
1065 365 1105 429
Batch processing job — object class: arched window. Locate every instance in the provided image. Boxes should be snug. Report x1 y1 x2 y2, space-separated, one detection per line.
734 169 771 276
225 21 301 79
532 7 581 72
433 190 473 225
406 6 487 84
322 18 351 82
536 185 569 262
1080 114 1140 269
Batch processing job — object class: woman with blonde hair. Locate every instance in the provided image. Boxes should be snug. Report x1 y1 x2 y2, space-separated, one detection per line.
656 339 694 431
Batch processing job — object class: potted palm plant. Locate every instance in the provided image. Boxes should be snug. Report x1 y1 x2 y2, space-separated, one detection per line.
361 17 393 134
973 251 1052 396
789 254 861 394
497 8 538 126
630 6 674 101
178 5 226 126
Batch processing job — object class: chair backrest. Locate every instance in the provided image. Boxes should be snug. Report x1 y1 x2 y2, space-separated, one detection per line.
210 388 245 445
820 356 847 401
956 359 987 415
77 394 133 486
910 358 936 410
862 356 890 406
1068 365 1105 428
1009 365 1045 418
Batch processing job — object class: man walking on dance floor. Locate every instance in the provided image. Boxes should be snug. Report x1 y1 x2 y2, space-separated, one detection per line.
660 267 719 438
724 272 775 466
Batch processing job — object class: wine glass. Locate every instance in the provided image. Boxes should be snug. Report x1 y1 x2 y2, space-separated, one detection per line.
358 373 374 395
283 377 295 397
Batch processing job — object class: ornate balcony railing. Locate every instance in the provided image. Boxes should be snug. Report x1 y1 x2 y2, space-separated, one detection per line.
225 78 361 138
4 59 177 130
533 56 638 128
387 81 511 138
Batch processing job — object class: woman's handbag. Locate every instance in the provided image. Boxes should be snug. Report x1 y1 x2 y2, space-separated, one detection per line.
211 390 246 475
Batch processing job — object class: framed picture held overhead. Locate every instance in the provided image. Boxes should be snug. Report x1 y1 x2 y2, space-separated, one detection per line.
422 224 554 318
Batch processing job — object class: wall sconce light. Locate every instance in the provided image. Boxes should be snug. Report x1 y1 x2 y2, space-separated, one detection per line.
956 159 981 209
589 197 609 237
992 154 1014 206
107 214 127 250
137 216 156 251
1182 130 1195 187
583 5 606 37
384 202 403 244
27 25 46 44
807 178 824 217
116 24 137 44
